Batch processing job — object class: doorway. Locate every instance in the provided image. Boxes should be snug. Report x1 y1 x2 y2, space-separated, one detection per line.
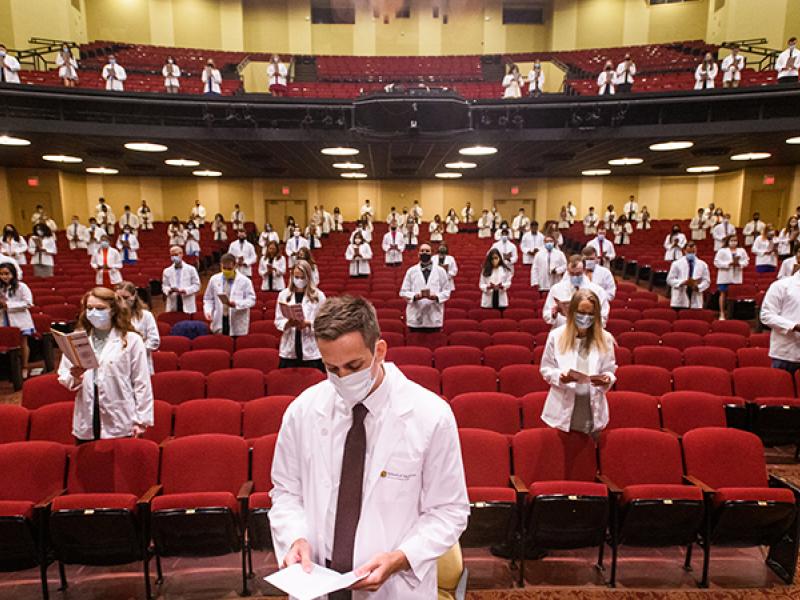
749 189 785 229
14 192 53 232
265 199 307 231
494 198 535 224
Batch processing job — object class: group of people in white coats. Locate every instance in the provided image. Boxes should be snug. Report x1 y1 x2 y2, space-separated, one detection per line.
501 62 545 99
596 54 637 95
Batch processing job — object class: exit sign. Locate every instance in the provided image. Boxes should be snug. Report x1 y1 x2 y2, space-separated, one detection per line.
511 186 519 196
763 175 775 185
27 176 39 187
281 186 290 196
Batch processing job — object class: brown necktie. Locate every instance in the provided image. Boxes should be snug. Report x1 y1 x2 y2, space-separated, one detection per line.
329 403 369 598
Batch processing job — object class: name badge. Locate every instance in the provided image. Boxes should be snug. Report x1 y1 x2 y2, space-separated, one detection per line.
380 469 416 482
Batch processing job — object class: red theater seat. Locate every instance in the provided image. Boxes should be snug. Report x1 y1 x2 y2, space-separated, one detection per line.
242 396 295 442
151 371 206 404
733 367 795 400
248 434 279 550
451 393 520 435
441 366 497 399
483 344 533 371
22 373 76 409
178 349 231 375
173 398 242 437
683 346 737 371
0 404 29 442
207 368 266 401
614 365 672 396
398 365 441 394
386 346 433 366
434 346 482 371
232 348 280 375
672 366 732 396
605 392 661 430
265 368 325 396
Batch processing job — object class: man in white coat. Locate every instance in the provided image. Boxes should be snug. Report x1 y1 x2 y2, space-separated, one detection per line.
615 53 636 93
530 235 567 293
101 54 127 91
285 228 310 268
66 216 88 250
712 214 736 251
0 44 21 84
742 212 765 246
520 221 544 266
190 200 207 228
231 204 246 232
622 195 638 222
491 228 518 270
382 222 405 267
666 242 710 310
203 254 256 337
775 37 799 84
360 199 374 223
270 296 469 599
511 208 530 242
91 237 124 286
759 270 800 374
119 205 140 231
229 231 258 277
543 255 609 329
585 226 616 269
400 244 451 332
581 246 616 301
461 202 474 224
162 246 201 314
202 60 222 95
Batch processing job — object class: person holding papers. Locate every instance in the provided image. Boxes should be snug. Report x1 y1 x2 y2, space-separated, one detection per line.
436 244 458 291
382 221 405 267
778 247 800 279
543 255 609 330
116 281 160 374
162 246 201 314
28 223 57 277
539 288 617 434
775 37 800 84
203 254 256 337
714 236 749 320
345 232 372 278
229 230 258 277
479 249 512 310
57 287 153 443
530 234 567 293
490 228 518 271
260 241 287 291
0 262 34 377
286 227 310 269
3 224 30 260
400 244 451 332
269 295 468 599
116 225 139 265
666 242 710 310
585 225 615 269
297 247 321 286
91 235 123 287
274 260 326 372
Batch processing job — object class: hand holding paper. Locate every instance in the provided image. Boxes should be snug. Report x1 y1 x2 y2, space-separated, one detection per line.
264 563 368 600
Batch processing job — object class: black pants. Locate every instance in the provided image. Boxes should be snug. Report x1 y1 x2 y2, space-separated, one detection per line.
408 327 442 333
279 357 326 373
778 76 799 84
617 83 632 94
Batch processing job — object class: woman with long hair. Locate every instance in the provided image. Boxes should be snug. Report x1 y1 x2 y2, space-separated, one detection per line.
540 289 617 435
58 287 153 443
1 224 27 264
274 260 327 372
479 248 512 310
0 262 34 376
115 281 160 374
777 215 799 261
212 213 228 242
296 246 320 286
259 240 287 291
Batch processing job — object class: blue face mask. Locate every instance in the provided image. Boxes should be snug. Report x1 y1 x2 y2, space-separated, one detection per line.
570 275 583 287
544 242 554 251
686 253 696 262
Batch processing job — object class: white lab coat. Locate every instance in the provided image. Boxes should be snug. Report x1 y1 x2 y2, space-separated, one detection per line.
400 264 451 329
274 288 326 360
429 221 444 243
259 255 287 291
585 264 616 301
479 267 512 308
0 54 21 84
531 248 567 291
436 255 458 291
28 236 57 266
721 54 745 83
585 237 616 268
477 215 493 239
132 310 160 374
712 222 736 251
345 242 373 276
603 211 616 229
752 236 778 267
520 231 544 265
267 61 288 87
285 236 310 268
138 207 153 230
231 210 246 231
667 256 711 309
184 228 200 256
663 233 687 261
502 73 523 98
332 212 344 231
92 247 123 285
162 63 181 88
58 329 153 440
203 272 256 336
511 215 530 239
2 237 29 261
445 215 459 234
597 71 615 95
305 225 322 249
775 47 800 80
202 68 222 94
777 228 799 256
637 211 651 230
539 326 617 432
0 282 34 331
56 52 78 80
97 209 116 235
119 212 140 231
102 63 127 91
694 62 718 90
622 201 639 220
403 222 420 247
613 222 633 246
161 262 201 313
86 226 103 256
491 239 518 267
213 221 228 242
461 206 474 223
527 69 544 94
361 204 374 221
714 247 749 284
778 256 798 279
615 61 636 86
543 277 609 329
743 220 765 246
229 239 258 276
116 233 140 262
191 205 207 227
350 227 372 244
269 363 469 600
411 205 424 221
760 273 800 363
382 231 406 264
583 213 599 235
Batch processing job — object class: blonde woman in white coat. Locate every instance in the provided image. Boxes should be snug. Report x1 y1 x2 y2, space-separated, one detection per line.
116 281 160 374
274 260 326 372
540 288 617 435
479 249 512 309
259 241 287 291
714 236 749 320
344 231 372 277
0 262 34 376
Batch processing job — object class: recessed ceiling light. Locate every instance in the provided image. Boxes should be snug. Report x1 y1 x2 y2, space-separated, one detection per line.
124 142 168 152
649 141 694 151
42 154 83 163
435 172 463 179
340 172 367 179
445 161 477 169
321 147 359 156
165 158 200 167
731 152 771 161
192 169 222 177
686 165 720 173
582 169 611 176
608 157 643 166
332 162 365 169
0 135 31 146
786 136 800 145
86 167 119 175
459 145 497 156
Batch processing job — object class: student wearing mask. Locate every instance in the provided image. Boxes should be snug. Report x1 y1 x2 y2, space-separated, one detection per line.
477 209 493 239
694 52 718 90
528 61 545 97
752 226 779 273
91 235 123 287
480 249 512 310
274 260 326 372
162 246 201 314
28 223 57 277
184 221 201 260
285 227 310 269
203 254 256 337
332 207 344 232
115 281 160 374
775 37 800 84
743 212 765 246
490 228 518 271
0 262 34 377
305 221 322 250
585 226 615 269
400 244 451 332
258 223 280 249
777 216 799 260
615 53 636 93
667 242 710 310
350 219 372 244
597 61 616 95
138 201 153 230
101 54 127 91
382 221 405 267
613 215 633 246
283 216 297 243
714 236 749 320
403 215 420 249
119 205 139 231
3 224 30 260
259 240 287 291
583 207 599 236
190 200 207 228
231 204 246 233
445 209 459 235
167 217 185 247
58 287 153 443
778 247 800 279
429 215 445 243
269 296 468 598
558 206 570 230
436 244 458 291
712 214 736 251
531 235 567 293
461 202 474 224
162 56 181 93
690 208 707 241
493 220 510 241
663 225 687 262
411 200 424 221
760 269 800 375
116 225 140 265
201 59 222 95
637 206 651 230
581 246 616 301
345 231 373 278
622 195 639 222
543 255 609 330
296 247 320 287
521 221 544 265
603 205 617 230
56 43 78 87
212 214 228 242
360 199 374 224
228 231 258 276
502 63 524 99
540 288 617 435
267 53 289 95
511 208 530 242
721 46 745 88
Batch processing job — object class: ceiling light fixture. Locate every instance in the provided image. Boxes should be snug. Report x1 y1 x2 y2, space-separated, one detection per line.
786 136 800 145
686 165 720 173
124 142 168 152
86 167 119 175
332 162 365 169
581 169 611 176
42 154 83 163
0 135 31 146
165 158 200 167
608 157 643 166
730 152 771 161
459 145 497 156
192 169 222 177
445 161 477 169
435 172 462 179
321 147 359 156
340 172 367 179
649 141 694 151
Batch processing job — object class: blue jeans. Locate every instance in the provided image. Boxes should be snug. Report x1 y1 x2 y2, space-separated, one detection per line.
772 358 800 375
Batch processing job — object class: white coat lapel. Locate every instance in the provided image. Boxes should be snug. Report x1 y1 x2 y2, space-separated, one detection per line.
312 393 336 486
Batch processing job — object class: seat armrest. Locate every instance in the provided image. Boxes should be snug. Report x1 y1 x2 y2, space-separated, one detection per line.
237 480 254 503
34 488 65 511
509 475 528 496
138 484 162 506
683 475 715 494
769 474 800 499
660 427 681 439
596 474 621 494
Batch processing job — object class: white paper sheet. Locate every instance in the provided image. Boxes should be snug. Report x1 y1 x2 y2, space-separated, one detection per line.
264 563 367 600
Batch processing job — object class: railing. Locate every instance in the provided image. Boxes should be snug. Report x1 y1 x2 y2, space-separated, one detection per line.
10 37 78 71
720 38 780 71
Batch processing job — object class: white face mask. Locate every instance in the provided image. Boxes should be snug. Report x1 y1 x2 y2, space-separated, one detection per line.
86 308 112 330
327 351 378 403
585 259 597 270
293 277 307 289
574 313 594 330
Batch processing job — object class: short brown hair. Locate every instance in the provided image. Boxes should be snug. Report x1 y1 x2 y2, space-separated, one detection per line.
314 295 381 350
